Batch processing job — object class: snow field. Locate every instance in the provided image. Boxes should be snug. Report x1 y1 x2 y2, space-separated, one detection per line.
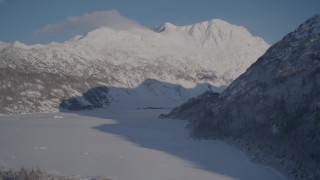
0 109 286 180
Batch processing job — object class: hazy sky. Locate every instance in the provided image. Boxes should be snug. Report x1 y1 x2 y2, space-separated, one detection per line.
0 0 319 44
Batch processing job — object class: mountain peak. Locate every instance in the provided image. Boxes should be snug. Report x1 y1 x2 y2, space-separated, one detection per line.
208 18 230 25
299 13 320 30
153 19 257 44
153 22 178 32
188 19 237 29
307 14 320 24
290 14 320 41
178 18 267 48
163 22 177 28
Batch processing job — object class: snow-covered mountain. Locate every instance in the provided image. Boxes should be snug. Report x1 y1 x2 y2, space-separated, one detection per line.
0 41 8 50
0 19 268 113
166 14 320 179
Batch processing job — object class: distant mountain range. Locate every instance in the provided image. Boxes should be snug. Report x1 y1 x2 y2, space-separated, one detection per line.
0 19 268 113
166 14 320 180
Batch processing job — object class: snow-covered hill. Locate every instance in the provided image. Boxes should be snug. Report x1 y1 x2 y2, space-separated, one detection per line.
166 14 320 180
0 19 269 113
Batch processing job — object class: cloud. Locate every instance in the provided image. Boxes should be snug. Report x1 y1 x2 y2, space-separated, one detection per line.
34 10 144 37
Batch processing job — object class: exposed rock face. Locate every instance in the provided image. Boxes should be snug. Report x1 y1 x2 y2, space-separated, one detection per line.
0 19 268 114
167 15 320 179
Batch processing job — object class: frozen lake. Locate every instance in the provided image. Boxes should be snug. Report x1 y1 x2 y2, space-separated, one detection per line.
0 109 286 180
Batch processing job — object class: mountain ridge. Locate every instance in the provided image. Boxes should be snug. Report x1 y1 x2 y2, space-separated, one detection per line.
0 19 268 114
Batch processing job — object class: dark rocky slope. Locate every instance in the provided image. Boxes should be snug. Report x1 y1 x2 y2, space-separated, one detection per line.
167 15 320 179
160 90 219 121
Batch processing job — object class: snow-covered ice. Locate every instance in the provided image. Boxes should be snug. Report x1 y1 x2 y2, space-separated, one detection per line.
0 109 286 180
53 115 64 119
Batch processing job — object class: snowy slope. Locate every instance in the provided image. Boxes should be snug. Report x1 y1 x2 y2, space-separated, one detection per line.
0 19 269 113
166 14 320 180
